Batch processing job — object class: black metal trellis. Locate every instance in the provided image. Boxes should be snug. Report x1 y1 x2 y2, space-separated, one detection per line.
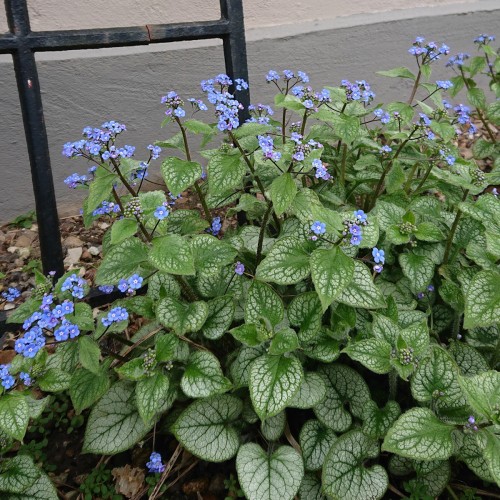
0 0 250 279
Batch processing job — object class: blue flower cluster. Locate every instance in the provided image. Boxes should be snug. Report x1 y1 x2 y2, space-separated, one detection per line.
266 69 309 84
379 145 392 156
101 144 135 161
62 121 127 158
373 108 391 124
474 34 495 45
342 210 368 246
15 326 46 358
92 200 121 217
161 91 185 117
146 452 165 474
258 135 281 161
64 173 89 189
61 273 88 299
187 98 208 111
408 37 450 62
311 159 331 180
101 307 129 327
147 144 162 160
98 285 115 294
201 74 245 131
118 274 143 294
208 217 222 236
291 134 323 162
436 80 453 90
0 364 15 390
439 149 456 166
247 104 274 124
290 85 331 111
341 80 375 104
1 287 20 302
446 53 470 68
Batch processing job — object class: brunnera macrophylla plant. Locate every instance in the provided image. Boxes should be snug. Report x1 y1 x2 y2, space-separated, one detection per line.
1 34 499 500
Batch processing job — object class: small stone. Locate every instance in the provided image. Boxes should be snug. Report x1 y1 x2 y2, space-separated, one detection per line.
81 250 92 261
17 248 30 259
7 247 18 254
63 235 84 248
64 247 83 268
15 230 37 247
88 246 100 256
14 259 25 267
3 303 15 311
98 222 110 230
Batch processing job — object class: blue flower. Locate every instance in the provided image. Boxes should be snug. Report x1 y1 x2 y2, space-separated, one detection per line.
146 452 165 474
15 326 46 358
372 247 385 264
235 262 245 276
266 70 280 82
98 285 114 294
128 274 143 291
154 205 170 220
19 372 31 386
1 287 20 302
374 108 390 124
311 221 326 235
379 145 392 155
101 307 129 327
0 365 15 390
147 144 162 160
354 210 367 223
61 274 88 299
350 235 362 246
209 217 222 236
436 80 453 90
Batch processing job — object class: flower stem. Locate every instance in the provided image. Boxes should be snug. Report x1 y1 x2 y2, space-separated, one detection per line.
256 202 273 266
407 68 422 105
174 116 212 220
443 189 469 265
340 143 348 186
403 161 420 194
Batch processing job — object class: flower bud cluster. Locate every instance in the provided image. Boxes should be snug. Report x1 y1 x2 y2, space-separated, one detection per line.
123 197 143 218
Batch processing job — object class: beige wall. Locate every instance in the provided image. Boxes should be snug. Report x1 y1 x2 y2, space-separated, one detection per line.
0 0 479 33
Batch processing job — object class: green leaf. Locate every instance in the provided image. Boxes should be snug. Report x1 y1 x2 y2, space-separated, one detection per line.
78 336 101 374
191 234 237 275
411 347 463 405
86 168 116 213
7 466 58 500
410 460 451 497
70 368 110 414
0 394 29 441
207 152 246 193
183 118 214 135
249 354 303 419
6 297 42 324
261 411 286 441
72 302 94 332
362 401 401 439
136 371 170 423
287 292 322 342
161 157 202 196
25 396 50 420
311 247 354 312
473 138 498 159
448 342 489 376
415 222 444 242
269 328 299 355
181 351 231 398
202 295 235 339
155 333 182 362
83 381 151 454
236 443 304 500
300 419 337 471
459 371 500 421
149 235 195 275
302 329 340 363
377 67 416 79
482 429 500 485
157 296 208 335
0 455 39 494
467 87 486 110
289 372 327 409
313 364 371 432
323 430 388 500
399 252 434 293
95 237 148 285
256 237 311 285
38 368 71 392
343 338 392 374
382 408 454 460
298 473 325 500
337 261 386 309
459 432 494 483
245 280 284 327
230 323 264 347
464 271 500 329
110 218 138 245
173 394 242 462
229 346 266 388
269 173 297 216
115 358 146 381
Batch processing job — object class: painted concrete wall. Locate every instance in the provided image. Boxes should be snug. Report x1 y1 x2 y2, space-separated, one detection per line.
0 1 499 222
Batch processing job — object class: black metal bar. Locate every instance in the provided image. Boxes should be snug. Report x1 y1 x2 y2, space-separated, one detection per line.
220 0 251 122
5 0 64 277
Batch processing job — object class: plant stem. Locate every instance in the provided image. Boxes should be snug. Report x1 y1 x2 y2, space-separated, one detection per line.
459 67 497 143
407 68 422 105
443 189 469 265
412 161 434 194
300 110 308 137
403 161 420 194
389 369 398 401
446 485 460 500
174 116 212 220
451 483 500 499
228 130 281 230
340 143 348 186
256 202 273 266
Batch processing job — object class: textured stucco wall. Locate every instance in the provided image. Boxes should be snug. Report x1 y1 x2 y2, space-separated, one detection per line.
0 0 480 32
0 1 499 222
